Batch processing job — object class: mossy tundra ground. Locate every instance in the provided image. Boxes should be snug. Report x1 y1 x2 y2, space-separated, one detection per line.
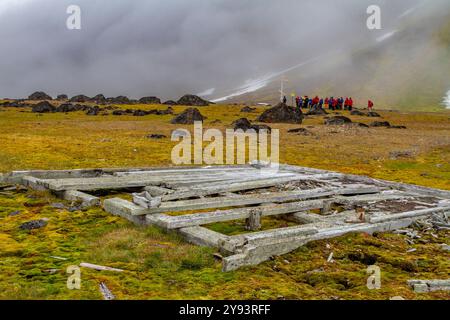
0 103 449 300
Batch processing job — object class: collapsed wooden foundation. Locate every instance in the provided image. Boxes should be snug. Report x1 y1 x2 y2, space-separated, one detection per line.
4 164 450 271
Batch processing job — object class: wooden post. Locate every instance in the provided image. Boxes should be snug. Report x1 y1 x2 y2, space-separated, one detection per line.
246 209 262 231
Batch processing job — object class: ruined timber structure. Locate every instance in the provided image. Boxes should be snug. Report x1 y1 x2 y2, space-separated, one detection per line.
3 164 450 271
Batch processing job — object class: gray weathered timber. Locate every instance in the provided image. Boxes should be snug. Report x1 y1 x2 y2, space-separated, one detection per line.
143 185 381 214
178 226 230 248
407 280 450 293
222 218 415 271
63 190 100 208
103 198 147 225
146 199 325 229
369 207 450 223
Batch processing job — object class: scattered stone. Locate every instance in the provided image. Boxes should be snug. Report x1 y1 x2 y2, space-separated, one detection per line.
287 128 313 135
177 94 210 106
56 94 68 101
367 112 381 117
350 110 366 116
241 106 256 113
306 106 328 116
92 94 106 104
19 219 48 230
108 96 131 104
171 108 205 124
51 203 66 209
352 122 369 128
324 116 352 125
388 125 407 129
256 102 303 124
439 244 450 252
163 100 178 105
8 210 21 217
29 91 52 100
232 118 271 133
55 103 79 113
147 134 167 139
370 121 391 127
32 101 55 113
43 269 60 274
139 96 161 104
390 150 414 160
86 106 101 116
70 95 92 103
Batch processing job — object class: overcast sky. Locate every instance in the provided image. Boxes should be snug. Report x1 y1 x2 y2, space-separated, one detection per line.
0 0 444 100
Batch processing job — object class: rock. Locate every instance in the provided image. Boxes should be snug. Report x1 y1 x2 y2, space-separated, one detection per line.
367 112 381 117
56 94 68 101
389 150 414 160
55 103 79 113
108 96 131 104
51 203 66 209
32 101 55 113
8 210 21 217
86 106 101 116
177 94 210 106
353 122 369 128
28 91 52 100
324 116 352 125
19 219 48 230
147 134 167 139
370 121 391 127
133 109 150 117
70 95 92 103
112 110 127 116
171 108 205 124
163 100 178 105
350 110 366 116
139 96 161 104
241 106 256 113
232 118 252 131
256 102 303 124
306 106 328 116
288 128 313 135
388 125 407 129
232 118 271 133
93 94 107 104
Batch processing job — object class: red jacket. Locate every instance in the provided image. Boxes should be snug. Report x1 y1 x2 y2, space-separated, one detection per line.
368 100 374 108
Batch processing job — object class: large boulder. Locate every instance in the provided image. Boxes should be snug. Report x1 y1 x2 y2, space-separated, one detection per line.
139 96 161 104
177 94 210 106
56 94 68 101
32 101 55 113
29 91 52 100
70 95 92 103
171 108 205 124
256 102 303 124
93 94 107 104
324 116 352 125
232 118 271 133
108 96 131 104
55 103 79 113
163 100 178 105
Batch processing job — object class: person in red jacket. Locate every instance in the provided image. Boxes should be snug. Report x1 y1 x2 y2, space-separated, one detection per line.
348 97 353 111
344 98 349 110
332 98 338 110
368 100 374 112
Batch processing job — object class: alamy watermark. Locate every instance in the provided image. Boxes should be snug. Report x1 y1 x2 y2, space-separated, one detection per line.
171 122 280 172
66 5 81 30
367 5 382 30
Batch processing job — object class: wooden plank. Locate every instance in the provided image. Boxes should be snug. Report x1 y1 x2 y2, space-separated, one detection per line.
369 207 450 224
148 199 325 229
161 175 301 201
145 185 381 214
178 226 230 248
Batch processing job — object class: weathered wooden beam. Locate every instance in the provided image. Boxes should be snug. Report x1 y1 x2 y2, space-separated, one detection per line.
178 226 230 248
369 207 450 224
146 199 325 229
63 190 100 208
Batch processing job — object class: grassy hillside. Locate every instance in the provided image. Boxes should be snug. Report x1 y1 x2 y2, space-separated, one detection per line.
0 104 449 299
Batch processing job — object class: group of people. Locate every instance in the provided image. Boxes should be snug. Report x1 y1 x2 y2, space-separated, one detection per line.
283 95 374 112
